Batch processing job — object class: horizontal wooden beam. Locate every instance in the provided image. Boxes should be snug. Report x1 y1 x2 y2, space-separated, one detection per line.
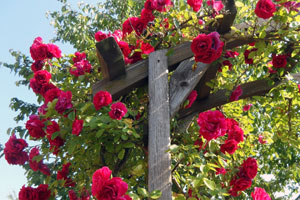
169 59 209 118
92 36 257 99
178 74 300 120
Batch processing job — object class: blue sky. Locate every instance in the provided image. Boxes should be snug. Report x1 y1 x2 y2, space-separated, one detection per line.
0 1 98 199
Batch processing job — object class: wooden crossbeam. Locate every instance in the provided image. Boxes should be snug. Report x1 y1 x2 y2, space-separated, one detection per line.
169 59 209 118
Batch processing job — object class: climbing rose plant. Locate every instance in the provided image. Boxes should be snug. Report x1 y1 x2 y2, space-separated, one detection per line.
1 0 300 199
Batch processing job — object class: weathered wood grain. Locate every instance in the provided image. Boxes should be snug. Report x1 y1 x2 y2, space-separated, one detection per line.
96 37 125 81
148 49 172 200
169 58 209 118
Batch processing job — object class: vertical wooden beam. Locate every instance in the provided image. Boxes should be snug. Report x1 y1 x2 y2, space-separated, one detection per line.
148 49 172 199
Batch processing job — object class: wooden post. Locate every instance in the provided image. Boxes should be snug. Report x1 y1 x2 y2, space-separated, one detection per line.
148 49 172 199
95 37 125 81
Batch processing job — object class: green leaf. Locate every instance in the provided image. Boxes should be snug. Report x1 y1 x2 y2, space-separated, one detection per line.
68 111 76 121
51 131 60 140
149 190 162 199
203 178 216 190
96 129 105 138
137 187 148 197
32 155 43 162
174 194 186 200
235 1 244 7
118 149 125 159
123 142 135 148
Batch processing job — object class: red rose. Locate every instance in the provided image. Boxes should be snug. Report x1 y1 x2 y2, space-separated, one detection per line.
44 87 61 103
19 185 39 200
272 54 287 68
216 167 227 175
155 0 173 12
192 32 223 64
31 60 44 72
111 30 123 42
36 184 51 200
220 139 238 154
25 115 46 139
144 0 158 11
185 90 198 108
140 8 155 23
225 50 239 58
222 60 233 70
93 91 112 110
92 166 129 200
30 40 48 61
132 17 147 36
258 135 267 144
68 190 78 200
73 52 86 63
255 0 276 19
122 18 134 36
243 104 252 111
95 31 108 42
29 147 50 176
191 34 212 56
251 187 271 200
47 135 64 155
47 43 62 59
72 119 84 136
232 177 252 192
118 41 131 57
55 91 73 114
140 41 155 55
240 157 258 179
57 163 76 187
230 85 243 102
197 110 227 141
109 102 128 120
244 48 257 64
207 0 224 13
4 134 29 165
228 125 244 143
38 104 48 115
187 0 203 12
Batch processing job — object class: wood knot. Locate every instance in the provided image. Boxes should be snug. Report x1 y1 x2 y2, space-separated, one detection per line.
179 81 188 87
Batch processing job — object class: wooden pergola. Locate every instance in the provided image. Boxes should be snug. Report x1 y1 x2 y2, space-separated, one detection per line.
91 3 300 198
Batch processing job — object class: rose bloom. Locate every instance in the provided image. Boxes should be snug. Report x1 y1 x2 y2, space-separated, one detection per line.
55 91 73 114
197 110 227 141
272 54 287 68
231 177 252 192
31 60 44 72
72 119 84 136
243 104 253 111
251 187 271 200
216 167 227 175
30 39 48 61
29 147 50 176
207 0 224 14
92 166 129 200
191 34 212 56
240 157 258 179
109 102 128 120
230 85 243 102
57 163 76 187
47 43 62 59
187 0 203 12
185 90 198 109
19 185 39 200
95 31 108 42
258 135 267 144
118 41 131 58
244 48 257 64
73 51 86 63
25 115 46 139
93 91 112 110
140 8 155 23
227 120 244 143
144 0 158 11
19 184 51 200
220 139 238 154
4 134 29 165
132 17 147 36
43 87 61 103
255 0 276 19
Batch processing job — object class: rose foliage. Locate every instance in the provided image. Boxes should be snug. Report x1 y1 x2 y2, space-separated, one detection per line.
1 0 300 199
